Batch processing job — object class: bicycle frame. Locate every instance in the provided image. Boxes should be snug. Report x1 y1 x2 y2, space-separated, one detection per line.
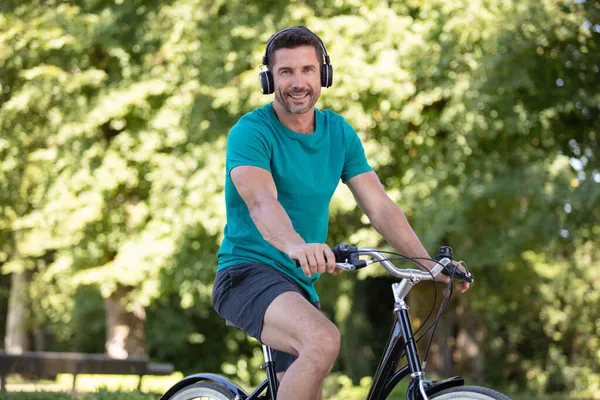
160 250 466 400
213 278 463 400
364 277 465 400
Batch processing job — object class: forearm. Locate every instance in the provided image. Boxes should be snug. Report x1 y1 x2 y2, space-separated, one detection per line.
249 198 305 254
368 200 436 270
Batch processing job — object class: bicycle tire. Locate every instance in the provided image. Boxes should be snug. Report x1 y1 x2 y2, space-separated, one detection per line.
429 385 511 399
169 381 236 400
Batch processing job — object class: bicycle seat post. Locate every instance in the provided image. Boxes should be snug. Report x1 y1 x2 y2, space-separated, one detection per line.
261 345 279 398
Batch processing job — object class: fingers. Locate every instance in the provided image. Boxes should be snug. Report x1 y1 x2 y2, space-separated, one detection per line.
307 253 319 276
455 261 471 292
289 243 336 278
457 282 471 293
435 261 471 292
314 250 327 274
324 246 337 273
438 275 470 292
295 253 311 278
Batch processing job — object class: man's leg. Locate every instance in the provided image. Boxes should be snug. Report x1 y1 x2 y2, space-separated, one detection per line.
261 291 339 400
276 372 324 400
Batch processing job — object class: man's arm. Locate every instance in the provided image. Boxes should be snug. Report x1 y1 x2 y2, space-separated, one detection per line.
231 165 336 276
346 171 469 291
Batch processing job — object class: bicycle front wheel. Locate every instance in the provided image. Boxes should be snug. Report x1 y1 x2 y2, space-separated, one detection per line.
169 381 236 400
429 385 512 399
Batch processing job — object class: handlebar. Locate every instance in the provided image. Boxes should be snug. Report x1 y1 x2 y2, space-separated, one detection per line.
296 244 474 284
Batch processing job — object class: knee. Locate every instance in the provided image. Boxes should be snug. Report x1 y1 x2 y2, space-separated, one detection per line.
303 323 341 368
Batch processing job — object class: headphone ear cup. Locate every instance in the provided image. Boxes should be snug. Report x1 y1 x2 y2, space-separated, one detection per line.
321 64 333 88
259 70 274 95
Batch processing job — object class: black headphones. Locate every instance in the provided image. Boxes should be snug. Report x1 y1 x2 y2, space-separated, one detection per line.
259 26 333 95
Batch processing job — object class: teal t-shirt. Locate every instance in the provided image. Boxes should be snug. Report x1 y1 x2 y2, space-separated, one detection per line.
217 103 372 302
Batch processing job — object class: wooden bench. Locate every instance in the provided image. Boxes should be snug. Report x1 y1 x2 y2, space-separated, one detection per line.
0 351 174 395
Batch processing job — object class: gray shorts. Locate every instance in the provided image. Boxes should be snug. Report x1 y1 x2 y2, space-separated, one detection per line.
212 263 320 373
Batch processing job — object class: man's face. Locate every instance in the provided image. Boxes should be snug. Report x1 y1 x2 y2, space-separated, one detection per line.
272 45 321 115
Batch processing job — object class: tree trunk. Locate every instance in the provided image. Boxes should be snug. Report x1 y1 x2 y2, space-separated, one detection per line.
453 295 486 384
104 284 147 358
4 271 30 353
409 283 486 383
33 327 46 351
409 282 455 379
339 278 373 383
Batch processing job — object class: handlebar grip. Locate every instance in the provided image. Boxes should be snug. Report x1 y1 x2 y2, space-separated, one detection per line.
442 261 474 284
294 248 338 268
295 244 365 270
455 269 474 284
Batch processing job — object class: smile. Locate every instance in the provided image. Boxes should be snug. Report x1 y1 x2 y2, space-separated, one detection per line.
289 93 309 100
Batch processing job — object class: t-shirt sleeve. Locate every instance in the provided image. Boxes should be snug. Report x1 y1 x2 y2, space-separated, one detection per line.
226 119 271 176
341 120 373 183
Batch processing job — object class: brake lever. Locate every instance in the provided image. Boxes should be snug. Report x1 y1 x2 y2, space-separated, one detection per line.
442 261 474 284
348 253 368 269
295 257 367 271
336 263 356 271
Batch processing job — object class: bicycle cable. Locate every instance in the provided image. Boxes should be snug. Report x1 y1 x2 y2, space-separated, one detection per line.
420 271 456 365
351 251 450 361
350 250 459 366
398 255 457 361
391 255 458 354
359 254 439 340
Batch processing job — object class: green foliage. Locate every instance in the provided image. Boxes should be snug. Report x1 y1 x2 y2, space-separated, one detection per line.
0 0 598 395
43 285 106 353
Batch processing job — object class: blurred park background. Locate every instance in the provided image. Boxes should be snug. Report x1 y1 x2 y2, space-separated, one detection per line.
1 0 599 398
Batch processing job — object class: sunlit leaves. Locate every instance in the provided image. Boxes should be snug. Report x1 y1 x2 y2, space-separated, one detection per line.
0 0 598 390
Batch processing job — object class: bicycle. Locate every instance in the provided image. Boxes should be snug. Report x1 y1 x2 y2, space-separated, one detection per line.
160 244 512 400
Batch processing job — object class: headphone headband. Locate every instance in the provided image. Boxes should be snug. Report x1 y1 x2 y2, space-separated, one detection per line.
262 26 331 67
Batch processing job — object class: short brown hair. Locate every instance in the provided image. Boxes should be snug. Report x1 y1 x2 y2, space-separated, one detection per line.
265 26 324 70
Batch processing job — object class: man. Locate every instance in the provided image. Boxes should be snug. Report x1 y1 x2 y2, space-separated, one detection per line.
212 26 470 400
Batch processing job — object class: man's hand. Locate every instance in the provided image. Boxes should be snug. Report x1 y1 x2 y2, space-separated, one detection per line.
434 261 471 293
288 243 337 278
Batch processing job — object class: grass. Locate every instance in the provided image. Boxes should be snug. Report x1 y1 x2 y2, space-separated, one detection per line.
0 390 156 399
2 373 184 396
1 373 598 399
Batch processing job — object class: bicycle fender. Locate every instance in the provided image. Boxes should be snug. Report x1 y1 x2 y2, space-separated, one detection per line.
407 376 465 400
159 373 248 400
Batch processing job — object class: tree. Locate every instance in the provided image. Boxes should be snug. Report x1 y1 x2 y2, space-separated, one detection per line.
1 0 597 393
